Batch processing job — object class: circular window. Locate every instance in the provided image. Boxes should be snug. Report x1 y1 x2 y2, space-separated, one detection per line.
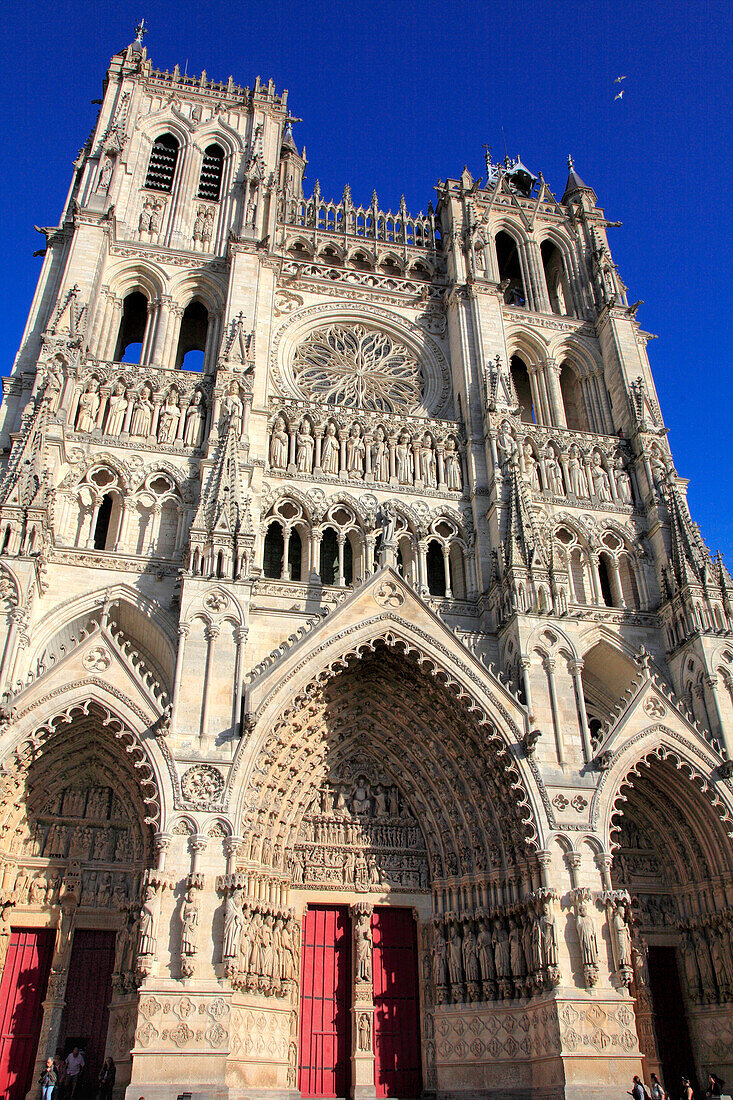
291 324 424 413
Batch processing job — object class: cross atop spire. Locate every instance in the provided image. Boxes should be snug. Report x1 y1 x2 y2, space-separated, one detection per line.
134 18 148 43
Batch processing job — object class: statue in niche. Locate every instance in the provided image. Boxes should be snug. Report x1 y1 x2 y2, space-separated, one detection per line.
92 830 110 861
223 888 244 959
86 788 109 819
614 456 633 504
444 437 462 490
575 897 599 985
180 888 199 958
75 379 100 433
221 382 244 437
352 778 371 817
372 426 390 482
270 416 289 470
492 917 510 980
346 425 365 478
296 420 314 473
355 912 372 982
184 390 206 447
568 444 587 497
609 898 632 970
692 929 715 998
357 1013 371 1052
396 431 413 485
540 898 558 970
462 924 480 985
28 877 45 906
680 930 701 999
129 385 153 437
43 360 64 412
707 928 732 993
591 453 612 501
508 916 524 977
522 443 539 490
477 920 494 982
496 422 517 469
431 925 447 988
321 422 339 475
97 872 112 908
158 391 180 443
447 924 463 987
280 919 297 982
261 913 276 981
96 156 114 193
138 885 159 956
421 433 437 488
373 784 388 819
545 452 565 496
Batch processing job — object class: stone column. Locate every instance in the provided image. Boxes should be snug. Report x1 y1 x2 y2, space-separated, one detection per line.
569 659 593 763
543 657 565 765
200 623 220 741
232 627 248 739
350 903 376 1100
30 873 80 1093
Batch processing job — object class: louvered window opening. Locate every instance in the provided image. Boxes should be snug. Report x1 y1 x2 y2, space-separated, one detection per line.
145 133 179 193
198 144 224 201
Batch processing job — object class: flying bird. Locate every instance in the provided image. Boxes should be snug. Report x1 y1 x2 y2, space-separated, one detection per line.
614 75 626 83
615 90 625 99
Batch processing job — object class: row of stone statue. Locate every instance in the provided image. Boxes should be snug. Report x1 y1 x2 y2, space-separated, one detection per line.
299 819 423 850
430 894 560 1004
269 416 463 491
290 843 430 891
221 891 300 996
22 820 137 863
75 379 208 447
679 913 733 1005
497 423 634 505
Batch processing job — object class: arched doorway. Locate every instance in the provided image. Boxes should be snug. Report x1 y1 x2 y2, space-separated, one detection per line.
610 752 733 1094
0 704 156 1100
239 639 541 1098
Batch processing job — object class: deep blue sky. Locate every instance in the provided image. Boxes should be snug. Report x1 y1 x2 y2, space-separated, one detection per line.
3 0 731 558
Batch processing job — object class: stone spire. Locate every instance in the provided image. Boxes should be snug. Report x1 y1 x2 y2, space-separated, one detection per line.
562 155 597 204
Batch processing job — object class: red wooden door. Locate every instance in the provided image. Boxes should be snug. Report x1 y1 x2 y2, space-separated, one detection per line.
0 928 54 1100
372 909 421 1098
299 906 351 1098
62 930 116 1095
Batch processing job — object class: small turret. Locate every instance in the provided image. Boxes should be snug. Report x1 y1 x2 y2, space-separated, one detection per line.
562 155 597 205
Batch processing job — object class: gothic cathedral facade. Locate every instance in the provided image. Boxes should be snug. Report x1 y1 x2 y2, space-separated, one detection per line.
0 31 731 1100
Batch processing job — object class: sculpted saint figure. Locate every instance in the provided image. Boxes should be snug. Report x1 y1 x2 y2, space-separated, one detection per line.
76 380 100 432
321 423 339 475
396 431 413 485
223 889 244 959
346 425 365 477
296 421 314 473
184 390 206 447
355 913 372 982
222 382 243 437
614 456 633 504
447 924 463 987
431 926 447 987
522 443 539 490
138 885 158 956
372 426 390 482
493 918 510 980
545 452 565 496
180 889 199 957
591 453 612 502
157 392 180 443
444 437 462 490
421 433 437 488
129 385 153 437
568 444 587 497
270 416 289 470
576 900 598 968
610 899 632 969
105 383 128 436
462 925 480 984
477 921 494 982
540 899 558 969
508 917 524 977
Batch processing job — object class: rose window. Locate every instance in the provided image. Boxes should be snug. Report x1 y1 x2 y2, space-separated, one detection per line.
292 324 424 413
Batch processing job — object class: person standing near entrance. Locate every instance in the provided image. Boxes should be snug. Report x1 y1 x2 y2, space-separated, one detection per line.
98 1057 115 1100
628 1075 650 1100
681 1077 695 1100
39 1058 57 1100
65 1048 84 1098
650 1073 666 1100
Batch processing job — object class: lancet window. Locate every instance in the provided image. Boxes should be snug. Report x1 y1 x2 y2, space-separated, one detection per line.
197 143 225 202
144 132 180 193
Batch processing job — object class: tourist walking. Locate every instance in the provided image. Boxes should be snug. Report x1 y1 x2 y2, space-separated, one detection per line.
39 1058 57 1100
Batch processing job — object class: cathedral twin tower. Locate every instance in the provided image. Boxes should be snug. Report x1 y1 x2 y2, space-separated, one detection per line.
0 27 731 1100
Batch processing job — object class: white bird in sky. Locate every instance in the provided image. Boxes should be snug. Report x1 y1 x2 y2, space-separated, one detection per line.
615 90 625 99
614 75 627 83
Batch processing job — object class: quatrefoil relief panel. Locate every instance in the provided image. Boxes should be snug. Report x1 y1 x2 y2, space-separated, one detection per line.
270 305 454 418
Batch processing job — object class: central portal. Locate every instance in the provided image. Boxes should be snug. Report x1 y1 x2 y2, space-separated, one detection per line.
298 906 421 1099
